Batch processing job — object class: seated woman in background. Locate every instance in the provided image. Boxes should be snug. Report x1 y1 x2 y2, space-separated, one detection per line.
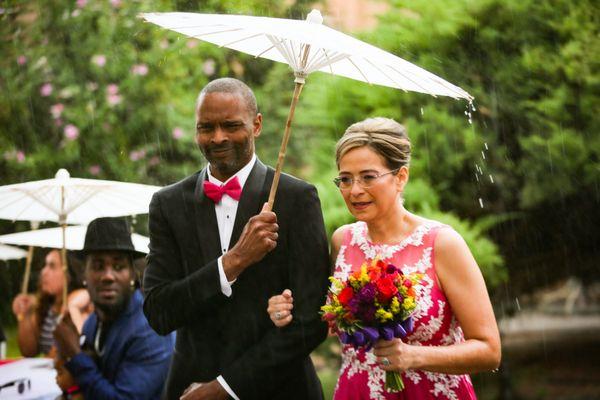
11 249 92 357
268 117 501 399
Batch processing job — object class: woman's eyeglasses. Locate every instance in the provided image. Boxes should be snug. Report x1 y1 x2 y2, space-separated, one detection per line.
333 169 399 190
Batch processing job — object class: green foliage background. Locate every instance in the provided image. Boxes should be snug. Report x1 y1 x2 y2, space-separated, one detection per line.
1 0 598 327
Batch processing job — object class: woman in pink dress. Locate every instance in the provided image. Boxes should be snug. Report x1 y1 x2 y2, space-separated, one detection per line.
268 117 501 399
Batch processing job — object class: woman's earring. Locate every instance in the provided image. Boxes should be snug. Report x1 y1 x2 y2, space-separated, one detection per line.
83 280 87 287
130 280 135 288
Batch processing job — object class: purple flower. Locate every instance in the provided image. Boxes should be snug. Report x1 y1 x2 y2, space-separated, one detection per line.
50 103 64 119
395 292 404 304
107 94 122 106
17 55 27 65
381 326 394 341
347 297 360 315
89 165 101 175
131 64 148 76
353 331 366 346
64 124 79 140
92 54 106 67
362 327 380 343
110 0 122 7
148 156 160 166
76 0 87 8
386 264 398 274
40 83 53 97
357 283 377 303
402 316 414 334
107 84 119 95
16 151 25 163
356 304 377 324
202 59 216 76
129 150 146 161
393 323 407 338
172 127 184 139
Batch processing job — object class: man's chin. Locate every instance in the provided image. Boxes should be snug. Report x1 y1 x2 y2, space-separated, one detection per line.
95 299 126 317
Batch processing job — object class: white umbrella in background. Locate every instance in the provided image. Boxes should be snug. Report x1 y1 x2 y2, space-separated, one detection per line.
0 225 150 254
0 243 30 302
0 168 160 303
141 9 473 208
0 244 27 261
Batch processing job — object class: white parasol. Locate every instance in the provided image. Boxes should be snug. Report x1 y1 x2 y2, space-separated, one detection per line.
141 9 473 207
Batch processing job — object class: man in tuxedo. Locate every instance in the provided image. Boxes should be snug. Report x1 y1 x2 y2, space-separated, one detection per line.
143 78 330 400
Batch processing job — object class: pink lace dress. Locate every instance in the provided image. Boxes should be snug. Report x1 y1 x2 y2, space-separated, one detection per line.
332 220 477 400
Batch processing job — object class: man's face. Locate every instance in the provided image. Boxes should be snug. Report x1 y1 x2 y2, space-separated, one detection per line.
85 251 133 319
195 92 262 181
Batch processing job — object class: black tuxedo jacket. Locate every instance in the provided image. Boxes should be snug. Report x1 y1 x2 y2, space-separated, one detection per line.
143 159 330 400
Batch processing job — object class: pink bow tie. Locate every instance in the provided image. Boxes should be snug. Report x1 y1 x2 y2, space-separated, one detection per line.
203 176 242 203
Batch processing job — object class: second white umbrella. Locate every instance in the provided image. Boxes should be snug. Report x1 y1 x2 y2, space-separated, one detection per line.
0 225 150 254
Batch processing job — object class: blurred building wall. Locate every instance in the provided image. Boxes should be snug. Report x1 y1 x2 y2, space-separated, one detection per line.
321 0 389 31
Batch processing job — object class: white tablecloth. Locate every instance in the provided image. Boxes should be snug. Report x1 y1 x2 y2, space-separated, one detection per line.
0 358 61 399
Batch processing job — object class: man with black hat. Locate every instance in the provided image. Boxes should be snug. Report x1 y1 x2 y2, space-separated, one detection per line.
53 217 174 400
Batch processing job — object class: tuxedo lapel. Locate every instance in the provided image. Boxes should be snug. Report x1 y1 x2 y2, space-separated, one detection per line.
229 159 269 250
193 168 222 262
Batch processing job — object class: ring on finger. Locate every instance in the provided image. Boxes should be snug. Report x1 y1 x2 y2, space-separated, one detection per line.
381 357 390 366
274 312 282 320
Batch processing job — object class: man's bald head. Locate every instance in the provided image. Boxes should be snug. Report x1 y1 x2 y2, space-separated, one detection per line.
196 78 258 117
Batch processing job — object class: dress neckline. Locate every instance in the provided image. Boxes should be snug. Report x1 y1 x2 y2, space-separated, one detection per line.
350 220 437 261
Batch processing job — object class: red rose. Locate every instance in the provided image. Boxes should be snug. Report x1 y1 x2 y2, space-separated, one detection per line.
376 276 398 303
338 286 355 306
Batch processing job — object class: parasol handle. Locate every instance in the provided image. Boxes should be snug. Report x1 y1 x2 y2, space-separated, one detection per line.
61 223 69 310
20 221 40 296
266 81 305 210
20 246 35 295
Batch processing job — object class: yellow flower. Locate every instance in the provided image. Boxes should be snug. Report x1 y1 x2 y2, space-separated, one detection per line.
376 308 394 322
359 264 369 285
390 296 400 314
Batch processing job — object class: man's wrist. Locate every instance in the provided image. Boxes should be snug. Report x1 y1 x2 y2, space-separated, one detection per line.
64 349 82 363
222 251 244 281
211 379 231 400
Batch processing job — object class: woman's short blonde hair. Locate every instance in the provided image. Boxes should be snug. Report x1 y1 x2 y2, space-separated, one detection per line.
335 117 411 169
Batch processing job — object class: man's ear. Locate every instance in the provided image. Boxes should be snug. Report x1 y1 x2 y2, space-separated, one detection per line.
253 113 262 138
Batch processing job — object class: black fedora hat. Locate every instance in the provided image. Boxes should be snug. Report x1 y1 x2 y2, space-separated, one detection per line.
82 217 144 258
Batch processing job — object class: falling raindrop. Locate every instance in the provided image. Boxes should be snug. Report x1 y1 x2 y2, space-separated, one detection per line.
515 297 521 311
465 100 474 124
420 107 424 115
484 142 489 150
481 151 486 160
489 174 494 183
478 198 484 208
475 173 479 182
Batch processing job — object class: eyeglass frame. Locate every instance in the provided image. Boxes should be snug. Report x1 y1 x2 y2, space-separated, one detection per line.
0 378 31 394
333 168 401 190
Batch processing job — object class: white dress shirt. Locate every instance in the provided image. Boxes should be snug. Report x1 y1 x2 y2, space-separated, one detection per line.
206 153 256 400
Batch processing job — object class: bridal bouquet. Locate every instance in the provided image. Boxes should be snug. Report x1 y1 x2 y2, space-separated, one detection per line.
320 258 423 392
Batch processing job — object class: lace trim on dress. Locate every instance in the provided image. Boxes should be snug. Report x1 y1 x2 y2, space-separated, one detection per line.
350 221 439 261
